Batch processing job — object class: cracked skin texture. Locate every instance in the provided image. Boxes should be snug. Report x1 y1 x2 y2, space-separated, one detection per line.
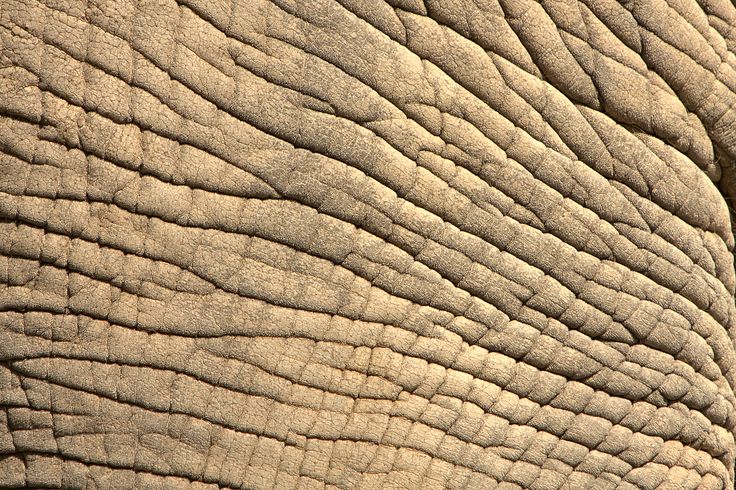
2 0 736 489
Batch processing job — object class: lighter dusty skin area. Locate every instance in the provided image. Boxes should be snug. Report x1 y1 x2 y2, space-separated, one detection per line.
2 0 736 489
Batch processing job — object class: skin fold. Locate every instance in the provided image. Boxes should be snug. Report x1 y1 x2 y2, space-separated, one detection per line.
1 0 736 488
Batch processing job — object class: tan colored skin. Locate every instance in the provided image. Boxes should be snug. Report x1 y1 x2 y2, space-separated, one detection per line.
1 0 736 488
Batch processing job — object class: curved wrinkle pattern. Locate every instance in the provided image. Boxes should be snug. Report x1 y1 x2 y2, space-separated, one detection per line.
2 0 736 488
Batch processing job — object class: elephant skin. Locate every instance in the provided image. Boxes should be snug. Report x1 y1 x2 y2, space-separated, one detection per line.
1 0 736 488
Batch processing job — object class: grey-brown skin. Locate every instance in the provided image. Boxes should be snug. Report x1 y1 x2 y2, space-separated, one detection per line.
0 0 736 488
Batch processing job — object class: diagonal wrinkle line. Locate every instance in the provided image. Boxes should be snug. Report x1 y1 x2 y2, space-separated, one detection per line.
639 3 735 75
0 63 282 203
0 222 453 342
0 450 248 489
15 313 736 462
496 0 599 106
263 1 644 215
2 47 732 420
1 2 733 481
20 3 728 260
216 1 732 313
5 187 733 411
7 354 729 482
1 0 736 480
1 131 280 204
485 28 720 243
9 366 519 484
177 0 692 241
22 0 732 324
230 42 727 304
230 50 680 283
608 180 728 287
0 106 44 126
0 38 278 195
628 8 736 136
1 253 722 456
402 3 729 250
0 241 396 333
359 0 544 82
3 300 730 457
5 62 736 402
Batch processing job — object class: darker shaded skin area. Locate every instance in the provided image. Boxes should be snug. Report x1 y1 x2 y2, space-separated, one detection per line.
1 0 736 488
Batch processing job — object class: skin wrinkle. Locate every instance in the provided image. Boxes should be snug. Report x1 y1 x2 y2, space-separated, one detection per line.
249 46 732 310
0 451 248 489
544 1 718 174
2 294 732 468
2 279 731 465
273 5 642 224
5 314 736 468
6 357 730 486
2 0 736 488
2 182 732 420
7 346 732 484
399 11 726 241
11 0 732 318
190 2 736 386
4 214 723 427
18 9 720 346
1 110 736 482
5 84 732 362
2 300 732 476
224 7 736 304
8 85 724 386
624 0 736 188
1 234 736 482
9 373 536 486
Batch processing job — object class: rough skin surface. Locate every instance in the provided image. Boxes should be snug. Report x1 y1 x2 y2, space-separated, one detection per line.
2 0 736 488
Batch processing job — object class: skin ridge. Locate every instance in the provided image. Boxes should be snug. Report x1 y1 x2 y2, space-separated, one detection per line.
1 0 736 488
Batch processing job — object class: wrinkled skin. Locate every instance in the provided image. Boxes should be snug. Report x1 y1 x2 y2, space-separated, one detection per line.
2 0 736 488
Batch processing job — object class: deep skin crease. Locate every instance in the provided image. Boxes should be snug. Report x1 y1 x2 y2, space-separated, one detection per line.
2 0 736 488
